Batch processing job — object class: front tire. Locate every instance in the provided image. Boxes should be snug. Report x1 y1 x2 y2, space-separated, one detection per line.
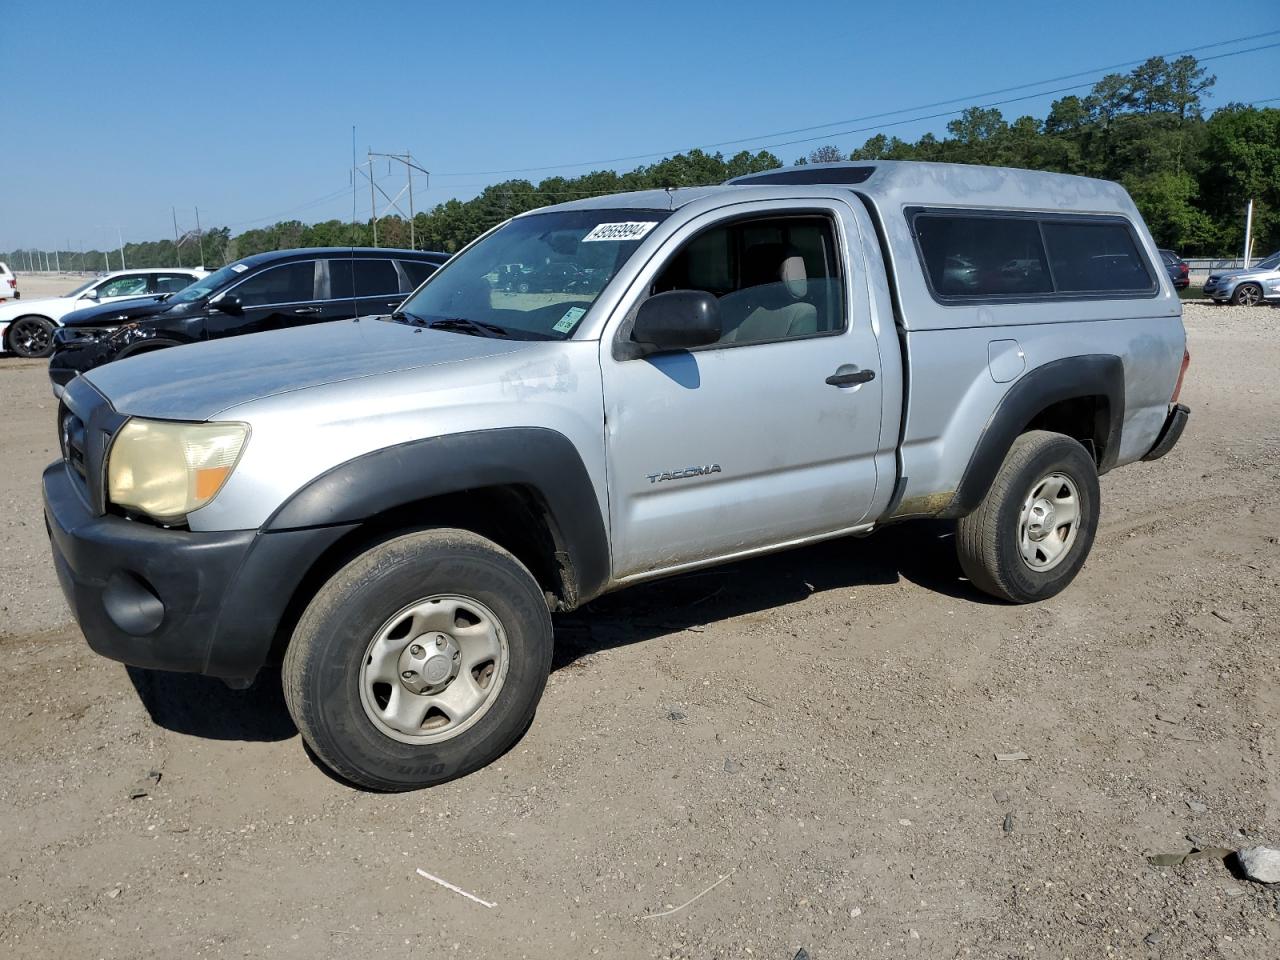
282 528 553 791
1231 283 1263 307
7 315 55 358
956 431 1100 603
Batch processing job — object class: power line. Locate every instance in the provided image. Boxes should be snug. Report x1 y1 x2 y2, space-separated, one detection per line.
434 34 1280 177
47 37 1276 250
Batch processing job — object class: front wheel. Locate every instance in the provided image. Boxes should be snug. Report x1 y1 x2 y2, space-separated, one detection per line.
1231 283 1263 307
7 315 55 358
956 430 1100 603
282 528 554 790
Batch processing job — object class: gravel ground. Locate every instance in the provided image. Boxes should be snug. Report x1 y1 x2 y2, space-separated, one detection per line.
1 299 1279 959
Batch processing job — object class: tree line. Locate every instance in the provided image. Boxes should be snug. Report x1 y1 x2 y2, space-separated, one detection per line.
7 55 1277 273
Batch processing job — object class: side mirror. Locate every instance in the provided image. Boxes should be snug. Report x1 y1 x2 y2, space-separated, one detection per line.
628 290 720 356
212 294 243 315
82 288 100 301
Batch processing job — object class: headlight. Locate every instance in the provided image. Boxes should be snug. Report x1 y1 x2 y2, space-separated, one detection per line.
55 326 115 345
107 419 249 523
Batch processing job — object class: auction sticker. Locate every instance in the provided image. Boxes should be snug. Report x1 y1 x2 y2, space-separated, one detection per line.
553 306 587 333
582 221 658 242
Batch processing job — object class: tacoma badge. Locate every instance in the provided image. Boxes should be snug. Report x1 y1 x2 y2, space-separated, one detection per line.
646 464 722 484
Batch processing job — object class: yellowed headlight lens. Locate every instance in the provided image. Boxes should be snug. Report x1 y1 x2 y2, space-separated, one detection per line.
107 419 249 523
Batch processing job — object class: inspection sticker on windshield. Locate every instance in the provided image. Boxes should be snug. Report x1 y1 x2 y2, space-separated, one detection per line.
582 221 658 243
230 263 249 273
553 306 587 333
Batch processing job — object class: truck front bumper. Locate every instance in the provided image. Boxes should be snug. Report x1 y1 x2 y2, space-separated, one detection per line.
1141 403 1190 462
44 459 354 680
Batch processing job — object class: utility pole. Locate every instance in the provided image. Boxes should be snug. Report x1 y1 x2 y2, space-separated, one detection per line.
407 147 415 250
368 148 378 247
55 249 60 272
117 227 126 270
194 206 205 265
172 207 182 267
1243 199 1254 269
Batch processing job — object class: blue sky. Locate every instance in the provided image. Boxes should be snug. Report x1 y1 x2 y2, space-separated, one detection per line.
2 0 1277 252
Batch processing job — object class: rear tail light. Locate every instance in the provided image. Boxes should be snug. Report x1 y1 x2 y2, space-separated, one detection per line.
1171 348 1191 404
1179 263 1188 277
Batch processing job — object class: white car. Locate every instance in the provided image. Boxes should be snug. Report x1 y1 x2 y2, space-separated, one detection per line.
0 268 206 358
0 262 17 303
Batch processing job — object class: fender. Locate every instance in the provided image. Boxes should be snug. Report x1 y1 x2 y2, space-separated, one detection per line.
940 354 1125 519
264 427 611 605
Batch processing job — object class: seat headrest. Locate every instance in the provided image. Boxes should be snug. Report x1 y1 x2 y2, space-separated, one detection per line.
780 255 808 298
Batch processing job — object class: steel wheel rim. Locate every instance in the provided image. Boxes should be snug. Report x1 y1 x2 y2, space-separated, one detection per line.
1239 285 1261 306
1018 472 1081 572
358 593 509 745
12 318 50 354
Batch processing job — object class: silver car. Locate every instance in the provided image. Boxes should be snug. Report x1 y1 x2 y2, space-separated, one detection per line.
1203 251 1280 306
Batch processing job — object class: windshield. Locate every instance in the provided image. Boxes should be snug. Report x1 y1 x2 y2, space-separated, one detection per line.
63 278 99 298
1252 252 1280 271
167 263 245 304
397 209 671 339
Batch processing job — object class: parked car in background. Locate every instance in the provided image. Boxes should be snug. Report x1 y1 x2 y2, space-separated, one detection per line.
0 268 206 358
1158 249 1190 290
1203 251 1280 306
44 161 1190 790
49 248 448 393
0 262 18 302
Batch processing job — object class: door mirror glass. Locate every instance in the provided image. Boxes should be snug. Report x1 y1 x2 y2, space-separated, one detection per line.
629 290 721 355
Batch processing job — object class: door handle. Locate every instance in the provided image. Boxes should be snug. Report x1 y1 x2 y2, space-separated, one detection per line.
293 306 322 315
825 366 876 387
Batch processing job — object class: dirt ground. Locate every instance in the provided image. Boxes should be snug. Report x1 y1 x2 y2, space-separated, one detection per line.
2 292 1279 960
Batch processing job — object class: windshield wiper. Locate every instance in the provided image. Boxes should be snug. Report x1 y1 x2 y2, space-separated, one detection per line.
390 309 428 326
424 317 511 339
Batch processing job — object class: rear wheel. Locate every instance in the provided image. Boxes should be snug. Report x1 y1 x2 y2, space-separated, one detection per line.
7 315 55 358
1231 283 1263 307
956 430 1100 603
282 528 553 791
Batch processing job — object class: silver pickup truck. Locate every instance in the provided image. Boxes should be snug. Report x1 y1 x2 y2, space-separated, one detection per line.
44 161 1191 790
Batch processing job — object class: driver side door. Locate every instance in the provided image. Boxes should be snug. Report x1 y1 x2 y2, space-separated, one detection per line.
205 260 320 338
599 199 885 580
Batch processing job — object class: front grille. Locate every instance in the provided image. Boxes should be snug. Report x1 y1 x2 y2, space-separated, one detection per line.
57 377 127 515
60 408 88 482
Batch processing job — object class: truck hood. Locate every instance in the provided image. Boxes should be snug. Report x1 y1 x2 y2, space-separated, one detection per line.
83 317 536 421
1214 266 1277 281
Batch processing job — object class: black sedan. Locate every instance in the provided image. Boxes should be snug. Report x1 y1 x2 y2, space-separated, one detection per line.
50 247 447 394
1159 249 1190 290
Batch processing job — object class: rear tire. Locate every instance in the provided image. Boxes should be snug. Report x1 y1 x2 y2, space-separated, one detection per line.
1231 283 1263 307
7 315 55 358
282 528 554 791
956 430 1100 603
